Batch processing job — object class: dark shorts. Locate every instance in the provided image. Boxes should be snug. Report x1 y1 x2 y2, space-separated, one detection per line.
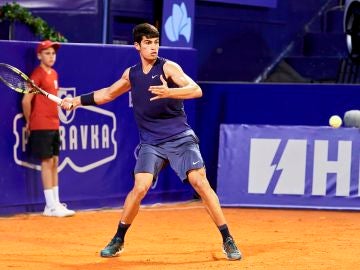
29 130 60 160
134 132 204 182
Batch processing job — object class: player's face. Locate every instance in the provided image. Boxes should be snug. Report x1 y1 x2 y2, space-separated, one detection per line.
137 36 159 61
37 47 57 68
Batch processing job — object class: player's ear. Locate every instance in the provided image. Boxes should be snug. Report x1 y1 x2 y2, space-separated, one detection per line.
37 53 42 60
134 42 140 51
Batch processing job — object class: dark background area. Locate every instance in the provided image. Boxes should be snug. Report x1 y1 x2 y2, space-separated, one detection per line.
0 0 333 81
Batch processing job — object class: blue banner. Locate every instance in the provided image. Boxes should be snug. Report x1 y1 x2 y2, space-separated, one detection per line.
0 41 197 215
217 124 360 210
161 0 195 47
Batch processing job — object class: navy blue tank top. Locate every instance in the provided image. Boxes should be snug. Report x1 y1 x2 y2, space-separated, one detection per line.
129 57 191 144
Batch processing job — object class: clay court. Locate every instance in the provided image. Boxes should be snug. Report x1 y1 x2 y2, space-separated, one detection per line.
0 201 359 270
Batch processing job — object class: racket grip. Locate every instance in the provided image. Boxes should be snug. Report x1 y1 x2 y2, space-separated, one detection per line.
47 93 63 105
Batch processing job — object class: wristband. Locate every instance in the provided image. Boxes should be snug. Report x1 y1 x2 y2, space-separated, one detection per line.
80 92 96 106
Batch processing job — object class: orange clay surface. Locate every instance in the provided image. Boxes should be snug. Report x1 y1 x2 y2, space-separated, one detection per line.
0 200 359 270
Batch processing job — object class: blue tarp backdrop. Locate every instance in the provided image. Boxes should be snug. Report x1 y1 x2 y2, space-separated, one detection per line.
0 41 197 215
3 41 360 215
195 82 360 192
217 124 360 210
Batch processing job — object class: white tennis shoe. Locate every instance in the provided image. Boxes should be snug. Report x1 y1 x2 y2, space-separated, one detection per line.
43 203 75 217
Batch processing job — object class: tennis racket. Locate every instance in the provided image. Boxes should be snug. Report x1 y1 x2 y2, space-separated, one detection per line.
0 62 67 106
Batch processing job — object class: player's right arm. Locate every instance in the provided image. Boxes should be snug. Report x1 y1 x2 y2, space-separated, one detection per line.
93 68 131 105
21 94 34 131
22 72 38 130
65 68 131 109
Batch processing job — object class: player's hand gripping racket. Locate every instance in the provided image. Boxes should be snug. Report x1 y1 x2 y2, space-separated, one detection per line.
0 63 72 109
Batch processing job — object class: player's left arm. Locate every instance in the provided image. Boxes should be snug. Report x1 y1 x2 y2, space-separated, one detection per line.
149 61 202 101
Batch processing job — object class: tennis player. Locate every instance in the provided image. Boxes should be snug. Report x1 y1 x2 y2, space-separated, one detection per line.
63 23 241 260
22 40 75 217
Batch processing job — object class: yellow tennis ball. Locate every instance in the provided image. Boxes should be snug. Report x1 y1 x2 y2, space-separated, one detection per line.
329 115 342 128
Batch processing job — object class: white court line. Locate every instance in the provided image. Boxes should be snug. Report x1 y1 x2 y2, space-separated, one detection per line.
0 201 205 218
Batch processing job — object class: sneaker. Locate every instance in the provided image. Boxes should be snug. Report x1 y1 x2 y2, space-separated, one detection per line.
42 204 75 217
43 206 68 217
57 203 75 216
100 237 124 257
222 236 242 260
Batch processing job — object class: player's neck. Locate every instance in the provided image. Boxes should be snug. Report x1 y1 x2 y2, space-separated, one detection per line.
40 63 52 73
141 58 156 74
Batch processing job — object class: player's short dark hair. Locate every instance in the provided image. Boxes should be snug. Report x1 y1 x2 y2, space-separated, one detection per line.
133 23 159 44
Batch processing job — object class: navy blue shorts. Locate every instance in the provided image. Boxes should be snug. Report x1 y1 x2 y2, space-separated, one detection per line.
134 132 204 182
29 130 60 160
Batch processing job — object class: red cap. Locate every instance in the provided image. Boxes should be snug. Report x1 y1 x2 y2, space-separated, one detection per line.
36 40 60 54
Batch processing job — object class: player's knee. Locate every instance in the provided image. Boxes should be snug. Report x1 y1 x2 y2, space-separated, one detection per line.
188 169 210 192
133 183 150 199
132 173 153 199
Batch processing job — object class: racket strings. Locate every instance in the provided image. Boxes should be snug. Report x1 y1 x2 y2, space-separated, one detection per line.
0 65 34 93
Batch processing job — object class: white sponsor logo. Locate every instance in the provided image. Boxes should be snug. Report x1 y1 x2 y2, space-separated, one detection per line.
249 138 354 196
13 87 118 173
164 2 192 43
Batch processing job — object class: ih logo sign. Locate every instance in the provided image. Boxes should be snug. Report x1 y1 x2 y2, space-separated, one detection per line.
248 138 353 196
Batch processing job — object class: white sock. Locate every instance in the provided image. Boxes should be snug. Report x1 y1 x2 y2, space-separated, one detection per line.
44 189 56 208
53 186 60 204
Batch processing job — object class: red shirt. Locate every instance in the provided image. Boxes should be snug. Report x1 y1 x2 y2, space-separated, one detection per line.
29 66 60 130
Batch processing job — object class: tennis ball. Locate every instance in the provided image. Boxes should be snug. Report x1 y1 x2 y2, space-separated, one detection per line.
329 115 342 128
